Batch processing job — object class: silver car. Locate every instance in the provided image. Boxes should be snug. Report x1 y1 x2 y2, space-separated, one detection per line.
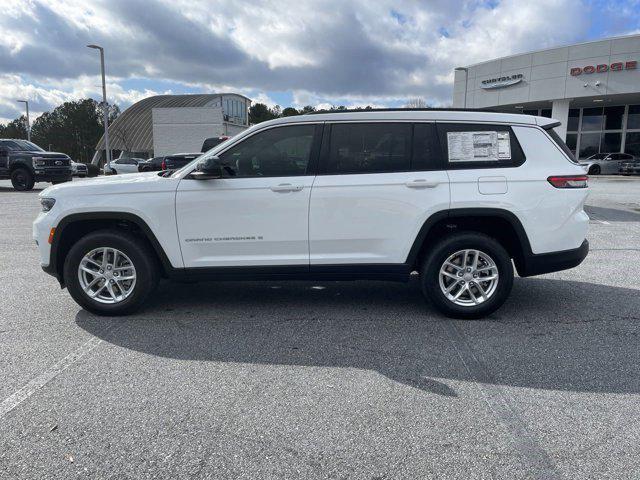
579 153 635 175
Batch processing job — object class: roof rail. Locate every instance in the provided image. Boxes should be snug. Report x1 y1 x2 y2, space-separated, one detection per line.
305 107 500 115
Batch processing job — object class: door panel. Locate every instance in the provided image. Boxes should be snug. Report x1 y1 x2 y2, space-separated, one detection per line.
175 123 321 268
309 172 450 264
176 176 314 267
309 122 449 265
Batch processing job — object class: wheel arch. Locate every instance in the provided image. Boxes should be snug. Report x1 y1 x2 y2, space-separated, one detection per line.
50 212 173 286
406 208 533 275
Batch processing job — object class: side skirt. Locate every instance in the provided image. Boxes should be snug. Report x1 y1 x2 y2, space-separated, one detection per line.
167 264 412 283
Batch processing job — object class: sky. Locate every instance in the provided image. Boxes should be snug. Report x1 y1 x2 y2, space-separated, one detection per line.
1 0 639 123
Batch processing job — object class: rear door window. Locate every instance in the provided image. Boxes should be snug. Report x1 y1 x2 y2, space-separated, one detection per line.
322 123 412 174
437 123 526 169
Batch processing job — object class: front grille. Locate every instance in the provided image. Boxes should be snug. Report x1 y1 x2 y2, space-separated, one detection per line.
33 156 71 167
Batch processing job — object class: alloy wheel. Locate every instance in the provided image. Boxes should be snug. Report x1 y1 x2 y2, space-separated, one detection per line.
77 247 137 304
438 249 499 307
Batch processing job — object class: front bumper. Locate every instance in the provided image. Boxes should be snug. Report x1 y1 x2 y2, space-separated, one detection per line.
34 168 73 182
517 239 589 277
33 211 55 268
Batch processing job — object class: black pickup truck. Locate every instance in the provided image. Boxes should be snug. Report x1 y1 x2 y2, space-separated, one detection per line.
0 139 73 191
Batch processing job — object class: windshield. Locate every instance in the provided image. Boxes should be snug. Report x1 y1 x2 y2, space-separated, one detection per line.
2 140 44 152
588 153 607 160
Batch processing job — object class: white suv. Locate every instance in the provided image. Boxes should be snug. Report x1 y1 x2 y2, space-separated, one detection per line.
33 110 589 319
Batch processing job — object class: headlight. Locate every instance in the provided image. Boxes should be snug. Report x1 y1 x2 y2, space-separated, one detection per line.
40 198 56 212
32 157 46 167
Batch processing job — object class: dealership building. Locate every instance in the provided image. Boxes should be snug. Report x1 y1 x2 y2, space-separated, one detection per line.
453 34 640 159
92 93 251 164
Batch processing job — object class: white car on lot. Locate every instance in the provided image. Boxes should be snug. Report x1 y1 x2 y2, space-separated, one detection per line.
34 110 589 319
579 152 635 175
106 157 145 175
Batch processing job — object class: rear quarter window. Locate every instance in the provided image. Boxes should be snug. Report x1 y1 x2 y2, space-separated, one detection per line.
436 123 526 169
545 127 579 164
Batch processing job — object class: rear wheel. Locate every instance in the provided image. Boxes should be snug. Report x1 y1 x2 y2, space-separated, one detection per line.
421 232 513 319
11 168 34 191
588 165 601 175
63 230 160 315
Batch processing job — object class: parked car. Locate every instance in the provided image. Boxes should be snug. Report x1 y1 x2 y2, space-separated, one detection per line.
0 139 72 191
162 153 201 170
71 161 88 178
34 110 589 319
619 156 640 175
201 136 230 152
579 153 634 175
137 156 165 172
106 158 145 175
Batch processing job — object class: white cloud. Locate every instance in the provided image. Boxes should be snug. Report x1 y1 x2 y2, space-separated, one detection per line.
0 0 636 122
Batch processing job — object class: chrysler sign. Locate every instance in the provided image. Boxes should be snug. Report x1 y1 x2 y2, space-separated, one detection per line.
481 73 524 89
570 60 637 76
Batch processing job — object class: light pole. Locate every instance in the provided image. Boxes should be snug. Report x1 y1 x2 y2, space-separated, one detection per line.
87 44 111 165
16 100 31 142
455 67 469 108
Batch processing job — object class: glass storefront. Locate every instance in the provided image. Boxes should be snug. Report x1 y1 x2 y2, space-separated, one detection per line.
566 104 640 159
522 108 552 118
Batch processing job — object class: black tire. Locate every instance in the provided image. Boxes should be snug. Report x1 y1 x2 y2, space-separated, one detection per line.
588 165 601 175
421 232 514 319
63 230 160 315
11 168 35 191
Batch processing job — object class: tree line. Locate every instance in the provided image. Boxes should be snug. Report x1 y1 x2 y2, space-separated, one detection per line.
247 98 429 124
248 103 377 124
0 99 119 163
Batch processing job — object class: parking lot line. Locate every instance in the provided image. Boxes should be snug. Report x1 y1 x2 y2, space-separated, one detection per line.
0 333 107 418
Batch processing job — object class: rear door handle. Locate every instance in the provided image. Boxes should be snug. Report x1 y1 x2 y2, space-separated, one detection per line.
270 183 304 192
405 179 439 189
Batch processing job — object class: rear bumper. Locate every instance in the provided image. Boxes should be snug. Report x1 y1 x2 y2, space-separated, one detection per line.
517 240 589 277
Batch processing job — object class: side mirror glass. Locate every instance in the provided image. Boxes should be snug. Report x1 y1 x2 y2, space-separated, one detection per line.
193 156 223 179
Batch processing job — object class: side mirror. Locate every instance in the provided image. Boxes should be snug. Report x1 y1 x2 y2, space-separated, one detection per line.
192 156 223 179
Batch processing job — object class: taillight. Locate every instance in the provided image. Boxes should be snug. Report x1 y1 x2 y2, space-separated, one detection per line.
547 175 588 188
161 160 166 170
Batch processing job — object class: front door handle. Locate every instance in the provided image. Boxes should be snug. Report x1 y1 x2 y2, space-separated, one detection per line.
405 179 439 189
270 183 303 192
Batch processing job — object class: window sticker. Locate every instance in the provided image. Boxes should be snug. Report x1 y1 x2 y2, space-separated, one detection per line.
447 131 512 162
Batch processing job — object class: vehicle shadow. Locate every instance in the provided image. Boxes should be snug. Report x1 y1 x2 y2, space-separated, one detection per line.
585 205 640 222
75 277 640 397
0 186 45 192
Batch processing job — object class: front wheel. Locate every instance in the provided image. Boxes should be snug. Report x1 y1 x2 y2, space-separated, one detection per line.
588 165 601 175
11 168 35 191
63 230 160 315
421 232 513 319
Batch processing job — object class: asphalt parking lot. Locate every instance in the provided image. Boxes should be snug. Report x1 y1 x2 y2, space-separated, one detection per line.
1 177 640 479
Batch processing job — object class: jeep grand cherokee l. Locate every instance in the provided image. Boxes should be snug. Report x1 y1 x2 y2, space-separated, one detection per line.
33 110 589 319
0 139 72 191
